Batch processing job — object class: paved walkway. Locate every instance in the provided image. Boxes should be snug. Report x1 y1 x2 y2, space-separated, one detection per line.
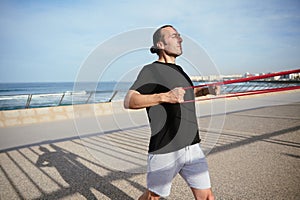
1 91 300 199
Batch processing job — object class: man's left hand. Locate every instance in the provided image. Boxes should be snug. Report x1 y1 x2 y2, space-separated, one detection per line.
208 85 221 95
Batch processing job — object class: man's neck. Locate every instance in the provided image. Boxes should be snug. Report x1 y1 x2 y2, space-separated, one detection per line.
158 54 176 64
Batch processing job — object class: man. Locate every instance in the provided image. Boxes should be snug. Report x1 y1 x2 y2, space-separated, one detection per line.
124 25 217 200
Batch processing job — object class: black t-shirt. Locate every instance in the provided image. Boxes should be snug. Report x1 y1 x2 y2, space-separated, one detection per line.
130 61 200 154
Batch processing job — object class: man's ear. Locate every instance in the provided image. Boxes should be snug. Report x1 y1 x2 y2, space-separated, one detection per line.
156 41 165 50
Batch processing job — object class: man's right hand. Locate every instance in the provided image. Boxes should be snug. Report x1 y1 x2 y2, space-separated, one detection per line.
162 87 186 103
124 87 186 110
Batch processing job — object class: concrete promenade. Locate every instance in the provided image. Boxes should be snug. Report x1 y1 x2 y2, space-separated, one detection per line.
0 90 300 199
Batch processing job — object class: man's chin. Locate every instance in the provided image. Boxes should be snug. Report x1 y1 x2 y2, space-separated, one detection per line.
165 50 182 58
175 52 182 57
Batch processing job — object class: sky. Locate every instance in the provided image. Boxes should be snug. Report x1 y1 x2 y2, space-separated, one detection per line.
0 0 300 82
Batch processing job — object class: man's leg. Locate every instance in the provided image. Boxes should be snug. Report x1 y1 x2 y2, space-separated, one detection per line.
180 144 214 200
191 188 214 200
146 151 184 198
138 189 160 200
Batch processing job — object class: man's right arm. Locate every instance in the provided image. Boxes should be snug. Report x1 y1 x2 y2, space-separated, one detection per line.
124 88 185 109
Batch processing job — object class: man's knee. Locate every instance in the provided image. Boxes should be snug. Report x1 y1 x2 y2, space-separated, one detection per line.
191 188 214 200
138 190 160 200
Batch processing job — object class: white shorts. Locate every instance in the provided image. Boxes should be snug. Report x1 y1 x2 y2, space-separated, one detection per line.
147 143 211 197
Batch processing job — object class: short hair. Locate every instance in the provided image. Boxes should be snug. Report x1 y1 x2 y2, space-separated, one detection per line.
150 25 174 54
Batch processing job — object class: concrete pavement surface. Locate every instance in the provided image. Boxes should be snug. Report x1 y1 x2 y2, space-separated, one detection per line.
0 91 299 199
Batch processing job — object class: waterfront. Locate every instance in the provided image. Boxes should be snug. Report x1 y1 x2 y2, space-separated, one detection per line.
1 81 300 110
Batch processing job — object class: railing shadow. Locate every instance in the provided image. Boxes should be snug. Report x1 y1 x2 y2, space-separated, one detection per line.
1 103 299 199
209 125 300 155
34 144 137 200
1 137 147 199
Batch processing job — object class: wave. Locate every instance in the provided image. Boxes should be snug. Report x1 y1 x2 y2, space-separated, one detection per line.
0 88 26 92
65 90 87 95
0 95 28 101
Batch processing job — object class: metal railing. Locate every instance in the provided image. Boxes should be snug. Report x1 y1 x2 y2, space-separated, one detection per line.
1 69 299 111
0 90 125 110
1 81 299 111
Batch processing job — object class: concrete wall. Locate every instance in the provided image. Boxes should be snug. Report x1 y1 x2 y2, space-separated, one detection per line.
0 101 127 128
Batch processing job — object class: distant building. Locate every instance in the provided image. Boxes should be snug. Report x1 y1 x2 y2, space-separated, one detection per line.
190 71 299 82
281 73 300 80
190 74 242 82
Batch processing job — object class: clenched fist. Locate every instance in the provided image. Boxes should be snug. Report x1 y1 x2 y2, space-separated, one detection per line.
162 87 186 103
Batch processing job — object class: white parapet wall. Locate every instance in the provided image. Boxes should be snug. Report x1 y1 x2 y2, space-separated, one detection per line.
0 101 128 127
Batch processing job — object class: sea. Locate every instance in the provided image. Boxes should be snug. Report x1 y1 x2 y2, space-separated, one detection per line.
0 81 299 110
0 82 132 110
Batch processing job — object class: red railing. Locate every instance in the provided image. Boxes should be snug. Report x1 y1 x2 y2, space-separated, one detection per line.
184 69 300 103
